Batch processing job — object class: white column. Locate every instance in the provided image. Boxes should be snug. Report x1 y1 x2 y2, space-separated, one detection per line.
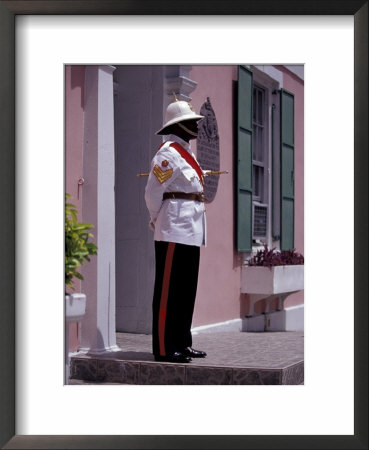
80 65 119 354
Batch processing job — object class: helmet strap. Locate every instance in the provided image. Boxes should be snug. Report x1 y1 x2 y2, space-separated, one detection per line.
177 122 198 137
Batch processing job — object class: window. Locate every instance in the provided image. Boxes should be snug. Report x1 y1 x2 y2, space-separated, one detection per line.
252 85 268 241
236 65 295 253
252 85 266 203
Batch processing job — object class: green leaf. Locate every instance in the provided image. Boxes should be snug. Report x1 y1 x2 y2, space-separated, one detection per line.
65 195 98 289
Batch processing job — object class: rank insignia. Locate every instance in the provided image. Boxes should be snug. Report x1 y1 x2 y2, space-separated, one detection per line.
153 164 173 184
161 160 169 168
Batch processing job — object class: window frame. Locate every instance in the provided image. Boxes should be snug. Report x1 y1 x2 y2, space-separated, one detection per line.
252 83 267 204
250 66 281 251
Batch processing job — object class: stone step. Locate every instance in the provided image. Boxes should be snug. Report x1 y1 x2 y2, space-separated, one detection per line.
69 331 304 385
70 355 303 385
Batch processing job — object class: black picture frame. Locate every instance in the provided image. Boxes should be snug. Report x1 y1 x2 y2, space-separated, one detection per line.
0 1 367 449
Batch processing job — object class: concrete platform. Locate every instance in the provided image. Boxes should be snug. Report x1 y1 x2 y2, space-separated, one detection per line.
69 331 304 385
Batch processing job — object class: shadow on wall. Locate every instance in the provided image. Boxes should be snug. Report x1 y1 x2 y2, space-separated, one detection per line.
240 294 287 320
70 65 85 110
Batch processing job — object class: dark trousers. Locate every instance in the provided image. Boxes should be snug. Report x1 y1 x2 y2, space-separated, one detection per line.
152 240 200 357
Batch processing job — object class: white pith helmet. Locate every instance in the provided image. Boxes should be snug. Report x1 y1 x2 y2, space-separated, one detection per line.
156 95 204 135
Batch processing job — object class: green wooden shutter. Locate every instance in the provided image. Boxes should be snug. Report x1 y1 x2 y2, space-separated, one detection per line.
280 89 295 250
236 66 253 252
272 99 280 241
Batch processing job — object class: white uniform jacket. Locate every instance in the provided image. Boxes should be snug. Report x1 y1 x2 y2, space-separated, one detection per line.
144 135 207 247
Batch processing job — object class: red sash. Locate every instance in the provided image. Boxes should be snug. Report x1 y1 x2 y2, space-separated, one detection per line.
169 142 204 187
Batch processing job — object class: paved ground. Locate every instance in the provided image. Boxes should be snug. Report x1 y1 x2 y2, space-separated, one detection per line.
114 331 304 368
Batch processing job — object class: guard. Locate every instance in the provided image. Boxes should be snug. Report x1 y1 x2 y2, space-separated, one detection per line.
145 97 208 363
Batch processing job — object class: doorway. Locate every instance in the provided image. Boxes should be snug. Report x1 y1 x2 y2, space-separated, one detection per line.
113 65 164 333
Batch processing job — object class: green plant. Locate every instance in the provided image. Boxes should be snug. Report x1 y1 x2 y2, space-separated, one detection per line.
65 194 97 291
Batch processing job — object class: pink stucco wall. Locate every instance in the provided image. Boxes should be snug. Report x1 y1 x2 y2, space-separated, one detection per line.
189 65 304 325
189 66 243 326
65 64 304 338
66 65 85 218
65 65 85 350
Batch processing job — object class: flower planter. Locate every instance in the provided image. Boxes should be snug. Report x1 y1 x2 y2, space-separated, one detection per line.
241 265 304 295
65 293 87 382
65 293 86 323
241 265 304 317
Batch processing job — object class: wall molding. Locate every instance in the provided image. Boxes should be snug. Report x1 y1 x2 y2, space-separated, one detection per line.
192 305 304 334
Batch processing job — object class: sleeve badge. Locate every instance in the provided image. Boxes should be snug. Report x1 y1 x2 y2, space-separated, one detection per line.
153 164 173 184
161 160 169 167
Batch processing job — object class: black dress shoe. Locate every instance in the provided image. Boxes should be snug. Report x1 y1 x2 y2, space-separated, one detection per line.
154 351 192 363
182 347 207 358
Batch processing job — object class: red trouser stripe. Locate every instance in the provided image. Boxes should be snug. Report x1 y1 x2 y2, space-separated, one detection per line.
158 242 176 356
